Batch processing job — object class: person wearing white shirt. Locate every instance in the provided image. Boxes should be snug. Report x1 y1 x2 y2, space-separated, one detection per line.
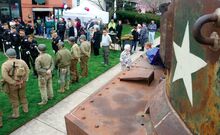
101 29 112 66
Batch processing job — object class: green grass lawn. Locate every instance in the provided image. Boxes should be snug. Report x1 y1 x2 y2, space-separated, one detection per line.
0 38 120 135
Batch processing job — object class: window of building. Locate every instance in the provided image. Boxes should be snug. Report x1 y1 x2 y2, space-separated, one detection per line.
0 0 21 23
11 0 20 19
32 0 46 5
54 8 63 19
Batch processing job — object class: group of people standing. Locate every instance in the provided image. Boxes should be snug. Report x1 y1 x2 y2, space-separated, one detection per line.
0 33 92 128
0 17 158 128
131 20 157 52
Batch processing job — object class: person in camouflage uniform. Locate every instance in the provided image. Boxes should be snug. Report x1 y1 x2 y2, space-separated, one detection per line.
35 44 54 105
68 37 80 83
55 41 72 93
1 48 30 118
79 35 91 77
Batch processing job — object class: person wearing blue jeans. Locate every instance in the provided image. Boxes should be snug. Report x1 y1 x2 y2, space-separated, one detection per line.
46 27 52 39
45 17 54 39
148 20 157 45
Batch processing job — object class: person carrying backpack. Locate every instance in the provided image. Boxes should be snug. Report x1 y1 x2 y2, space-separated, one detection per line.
1 48 30 118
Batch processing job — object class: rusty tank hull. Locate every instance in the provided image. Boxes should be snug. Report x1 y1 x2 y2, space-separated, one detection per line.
65 0 220 134
162 0 220 134
65 57 165 135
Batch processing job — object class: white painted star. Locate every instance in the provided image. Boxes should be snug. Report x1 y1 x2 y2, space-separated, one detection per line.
172 21 207 106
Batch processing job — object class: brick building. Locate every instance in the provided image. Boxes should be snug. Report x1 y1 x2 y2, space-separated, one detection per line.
0 0 72 23
22 0 72 23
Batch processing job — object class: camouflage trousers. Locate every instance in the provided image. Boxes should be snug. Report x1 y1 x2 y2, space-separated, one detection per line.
80 56 89 77
38 75 53 103
7 83 28 110
58 67 70 90
70 59 79 82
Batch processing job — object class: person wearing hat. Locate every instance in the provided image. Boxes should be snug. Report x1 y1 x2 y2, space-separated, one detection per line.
35 44 54 105
55 41 72 93
79 35 91 77
1 48 30 118
68 36 80 83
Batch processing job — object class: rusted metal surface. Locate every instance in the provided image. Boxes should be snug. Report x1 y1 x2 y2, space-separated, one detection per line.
159 2 174 69
147 81 192 135
119 69 154 85
192 9 220 46
163 0 220 134
65 57 164 135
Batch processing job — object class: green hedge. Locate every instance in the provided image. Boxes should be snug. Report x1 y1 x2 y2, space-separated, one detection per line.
116 10 160 27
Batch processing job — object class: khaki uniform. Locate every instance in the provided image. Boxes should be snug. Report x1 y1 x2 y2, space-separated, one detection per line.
1 59 29 118
70 43 80 83
55 47 72 92
80 41 91 77
35 53 54 104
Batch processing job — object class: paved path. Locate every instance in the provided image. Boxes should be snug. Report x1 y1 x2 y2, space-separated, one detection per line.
11 38 160 135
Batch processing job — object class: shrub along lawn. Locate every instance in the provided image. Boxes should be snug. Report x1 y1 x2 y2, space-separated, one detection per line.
122 24 160 38
0 38 121 135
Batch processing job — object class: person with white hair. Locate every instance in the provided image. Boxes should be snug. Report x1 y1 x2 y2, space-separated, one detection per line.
120 44 132 71
92 26 102 56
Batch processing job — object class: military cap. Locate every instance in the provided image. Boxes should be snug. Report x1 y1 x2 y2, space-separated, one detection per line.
6 48 16 58
68 36 76 43
58 41 64 47
38 44 47 52
79 35 86 40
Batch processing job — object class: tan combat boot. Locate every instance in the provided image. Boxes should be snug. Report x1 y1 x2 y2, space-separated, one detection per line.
65 81 70 90
11 108 19 119
58 86 65 93
0 116 2 128
22 104 28 113
38 101 47 105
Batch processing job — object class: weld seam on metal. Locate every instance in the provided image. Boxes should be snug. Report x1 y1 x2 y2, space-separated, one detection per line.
154 111 172 128
71 113 81 121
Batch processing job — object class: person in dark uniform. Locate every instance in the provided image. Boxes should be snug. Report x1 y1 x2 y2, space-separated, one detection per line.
10 26 20 59
57 18 66 41
51 31 60 54
0 22 4 51
24 21 34 36
28 35 39 76
19 29 31 68
2 23 12 52
15 20 25 32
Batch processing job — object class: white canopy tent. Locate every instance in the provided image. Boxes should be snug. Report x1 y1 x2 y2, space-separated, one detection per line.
63 2 109 24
